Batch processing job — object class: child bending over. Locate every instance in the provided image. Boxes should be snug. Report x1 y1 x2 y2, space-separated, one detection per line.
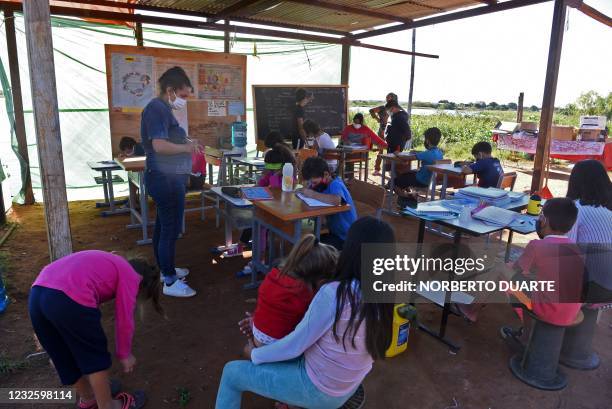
29 250 162 409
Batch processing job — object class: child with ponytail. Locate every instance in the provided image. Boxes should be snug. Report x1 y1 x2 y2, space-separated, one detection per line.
240 234 338 347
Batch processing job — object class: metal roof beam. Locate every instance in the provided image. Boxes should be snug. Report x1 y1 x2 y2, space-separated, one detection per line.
353 0 552 39
285 0 413 24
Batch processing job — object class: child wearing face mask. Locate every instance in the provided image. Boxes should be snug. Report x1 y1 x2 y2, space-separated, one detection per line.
501 198 585 343
298 157 357 250
461 141 503 188
340 113 386 148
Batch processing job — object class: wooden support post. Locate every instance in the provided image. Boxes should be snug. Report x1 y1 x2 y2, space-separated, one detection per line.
135 21 143 46
407 29 416 122
23 0 72 260
224 20 231 53
4 8 35 205
517 92 524 123
340 44 350 86
0 182 5 226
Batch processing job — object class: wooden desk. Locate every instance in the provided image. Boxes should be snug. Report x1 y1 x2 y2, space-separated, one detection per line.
324 147 370 181
210 186 254 256
401 196 531 352
427 164 474 200
117 156 152 245
250 188 351 288
379 152 420 212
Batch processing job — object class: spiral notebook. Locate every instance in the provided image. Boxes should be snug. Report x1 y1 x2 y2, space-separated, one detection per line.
241 187 273 201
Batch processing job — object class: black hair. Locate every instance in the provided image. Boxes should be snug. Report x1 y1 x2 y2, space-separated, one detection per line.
280 234 338 290
386 92 398 102
353 113 364 124
158 66 193 95
301 156 329 180
566 159 612 209
295 88 312 102
302 119 321 136
264 131 283 149
542 197 578 233
119 136 137 152
264 145 295 166
471 141 492 156
384 100 400 110
424 127 442 147
128 258 163 314
332 217 395 360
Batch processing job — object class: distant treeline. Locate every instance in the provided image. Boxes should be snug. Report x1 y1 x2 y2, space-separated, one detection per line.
350 99 538 111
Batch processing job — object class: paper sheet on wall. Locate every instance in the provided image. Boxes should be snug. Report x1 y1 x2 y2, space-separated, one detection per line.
111 53 154 109
228 101 245 116
198 64 243 100
208 100 227 117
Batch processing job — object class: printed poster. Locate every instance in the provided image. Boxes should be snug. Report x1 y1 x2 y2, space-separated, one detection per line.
111 53 154 109
198 64 243 100
208 100 227 117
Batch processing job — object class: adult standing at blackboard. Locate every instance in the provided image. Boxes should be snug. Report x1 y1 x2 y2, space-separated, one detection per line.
292 88 313 149
141 66 200 298
384 100 411 153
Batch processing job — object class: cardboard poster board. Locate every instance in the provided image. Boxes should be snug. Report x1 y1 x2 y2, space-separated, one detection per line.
104 45 247 157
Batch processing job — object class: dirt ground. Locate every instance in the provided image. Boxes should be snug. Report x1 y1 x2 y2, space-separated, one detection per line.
1 162 611 409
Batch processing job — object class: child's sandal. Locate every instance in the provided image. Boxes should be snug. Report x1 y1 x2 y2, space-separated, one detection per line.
116 391 147 409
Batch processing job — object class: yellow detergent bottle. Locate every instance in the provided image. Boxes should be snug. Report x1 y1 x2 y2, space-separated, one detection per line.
385 304 417 358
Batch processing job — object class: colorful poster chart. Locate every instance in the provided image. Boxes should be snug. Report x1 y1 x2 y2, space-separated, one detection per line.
111 53 153 109
198 64 243 100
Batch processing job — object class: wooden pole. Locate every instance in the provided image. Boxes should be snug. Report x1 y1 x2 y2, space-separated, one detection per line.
0 182 5 226
517 92 524 123
407 29 416 122
135 21 143 46
23 0 72 260
224 20 231 53
340 44 350 86
531 0 567 194
4 9 35 205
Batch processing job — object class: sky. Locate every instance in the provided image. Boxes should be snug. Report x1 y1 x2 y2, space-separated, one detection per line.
346 0 612 107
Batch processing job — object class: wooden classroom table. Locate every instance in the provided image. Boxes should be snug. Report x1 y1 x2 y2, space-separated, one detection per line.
87 160 129 217
209 185 254 255
401 195 532 352
427 163 475 200
325 146 370 181
250 188 351 289
117 156 153 245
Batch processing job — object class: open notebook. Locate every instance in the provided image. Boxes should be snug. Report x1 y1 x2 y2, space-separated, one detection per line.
472 206 517 226
296 193 334 207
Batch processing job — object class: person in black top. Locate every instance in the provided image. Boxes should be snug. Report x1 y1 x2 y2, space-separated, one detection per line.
292 88 313 149
384 100 411 153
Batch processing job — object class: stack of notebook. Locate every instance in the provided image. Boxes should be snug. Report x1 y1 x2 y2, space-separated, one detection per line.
454 186 511 207
403 203 458 220
472 206 517 226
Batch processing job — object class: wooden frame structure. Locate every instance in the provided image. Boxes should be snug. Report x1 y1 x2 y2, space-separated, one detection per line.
1 0 610 259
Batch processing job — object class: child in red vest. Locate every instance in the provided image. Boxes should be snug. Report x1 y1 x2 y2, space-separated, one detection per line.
239 234 338 346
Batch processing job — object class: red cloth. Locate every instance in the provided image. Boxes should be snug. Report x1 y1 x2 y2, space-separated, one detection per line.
252 268 314 339
515 236 584 326
191 151 206 175
341 124 387 149
550 142 612 170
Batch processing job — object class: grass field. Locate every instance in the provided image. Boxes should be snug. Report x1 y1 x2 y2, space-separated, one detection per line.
358 109 585 160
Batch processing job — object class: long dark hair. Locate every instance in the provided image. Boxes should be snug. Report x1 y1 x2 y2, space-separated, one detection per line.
566 159 612 209
128 258 163 314
332 217 395 360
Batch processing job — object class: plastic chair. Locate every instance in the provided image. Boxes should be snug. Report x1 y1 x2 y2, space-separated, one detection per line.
339 384 365 409
346 179 385 219
296 148 317 183
559 305 602 370
498 171 518 191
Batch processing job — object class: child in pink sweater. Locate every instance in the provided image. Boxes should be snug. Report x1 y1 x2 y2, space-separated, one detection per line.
29 250 162 409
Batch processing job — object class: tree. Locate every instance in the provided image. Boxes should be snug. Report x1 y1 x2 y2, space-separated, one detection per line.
487 101 499 110
508 102 518 110
474 101 486 109
529 105 539 112
575 90 612 120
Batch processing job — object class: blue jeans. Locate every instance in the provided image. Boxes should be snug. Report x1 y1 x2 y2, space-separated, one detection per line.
145 169 187 278
215 357 352 409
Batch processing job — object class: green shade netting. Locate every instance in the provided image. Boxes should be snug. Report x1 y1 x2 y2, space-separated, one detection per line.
0 13 340 204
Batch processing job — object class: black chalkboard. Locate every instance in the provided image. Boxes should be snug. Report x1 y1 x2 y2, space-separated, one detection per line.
253 85 348 141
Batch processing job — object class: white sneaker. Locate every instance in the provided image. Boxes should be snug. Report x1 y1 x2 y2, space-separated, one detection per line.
163 279 197 298
160 267 190 282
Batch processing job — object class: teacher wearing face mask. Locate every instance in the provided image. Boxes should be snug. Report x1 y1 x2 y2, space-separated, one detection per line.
141 66 200 298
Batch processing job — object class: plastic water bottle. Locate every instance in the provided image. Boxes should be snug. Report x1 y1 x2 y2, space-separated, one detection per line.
282 162 294 192
231 116 247 155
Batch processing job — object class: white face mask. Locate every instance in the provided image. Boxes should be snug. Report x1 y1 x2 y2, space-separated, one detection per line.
170 90 187 110
353 123 362 129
